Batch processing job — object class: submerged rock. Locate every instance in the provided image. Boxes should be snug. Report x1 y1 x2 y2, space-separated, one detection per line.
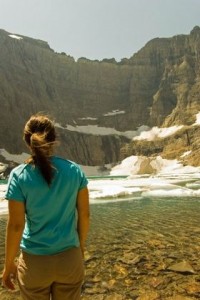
165 296 194 300
167 261 195 274
136 291 159 300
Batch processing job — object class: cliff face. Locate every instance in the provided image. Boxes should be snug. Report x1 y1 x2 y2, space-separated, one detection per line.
129 26 200 127
0 27 200 166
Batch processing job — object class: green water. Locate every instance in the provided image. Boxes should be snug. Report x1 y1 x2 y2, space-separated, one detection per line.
0 179 7 184
89 196 200 242
1 196 200 298
84 196 200 298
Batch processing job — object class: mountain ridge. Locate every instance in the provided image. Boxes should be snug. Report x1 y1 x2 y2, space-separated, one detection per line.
0 26 200 167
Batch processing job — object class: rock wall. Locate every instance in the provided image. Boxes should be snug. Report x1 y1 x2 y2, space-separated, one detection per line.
0 27 200 165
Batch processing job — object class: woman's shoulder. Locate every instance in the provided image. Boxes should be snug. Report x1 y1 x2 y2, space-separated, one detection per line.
52 156 81 170
10 163 27 175
8 163 30 181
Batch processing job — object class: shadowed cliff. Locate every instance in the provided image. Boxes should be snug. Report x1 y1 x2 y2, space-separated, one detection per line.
0 27 200 166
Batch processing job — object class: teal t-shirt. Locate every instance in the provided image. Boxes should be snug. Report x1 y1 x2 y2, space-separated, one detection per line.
5 156 88 255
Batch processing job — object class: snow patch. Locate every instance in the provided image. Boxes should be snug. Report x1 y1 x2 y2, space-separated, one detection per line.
103 110 125 117
193 112 200 125
79 117 97 120
54 123 150 139
55 111 200 142
180 150 192 158
133 125 183 141
0 149 29 164
110 155 200 177
9 34 23 40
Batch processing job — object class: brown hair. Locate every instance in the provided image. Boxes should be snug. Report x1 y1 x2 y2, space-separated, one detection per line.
23 114 56 185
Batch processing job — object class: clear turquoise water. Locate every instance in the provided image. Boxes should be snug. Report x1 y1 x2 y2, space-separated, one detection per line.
89 196 200 243
1 181 200 298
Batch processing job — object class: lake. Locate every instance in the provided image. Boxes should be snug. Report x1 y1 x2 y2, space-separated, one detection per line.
0 175 200 299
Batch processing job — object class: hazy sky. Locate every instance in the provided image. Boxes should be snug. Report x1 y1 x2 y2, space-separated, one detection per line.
0 0 200 61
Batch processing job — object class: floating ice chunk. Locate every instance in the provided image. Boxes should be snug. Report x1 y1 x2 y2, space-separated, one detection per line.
90 196 143 204
90 186 140 199
186 182 200 189
0 200 8 215
160 161 200 175
146 183 182 190
142 187 200 198
0 184 7 200
88 178 142 200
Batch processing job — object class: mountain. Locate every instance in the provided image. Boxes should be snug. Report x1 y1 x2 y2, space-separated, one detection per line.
0 27 200 167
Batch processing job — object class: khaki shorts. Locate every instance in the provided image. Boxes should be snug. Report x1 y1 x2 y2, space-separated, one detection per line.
17 247 84 300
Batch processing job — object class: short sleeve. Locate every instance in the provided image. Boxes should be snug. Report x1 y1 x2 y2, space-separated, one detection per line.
78 166 88 190
5 170 25 202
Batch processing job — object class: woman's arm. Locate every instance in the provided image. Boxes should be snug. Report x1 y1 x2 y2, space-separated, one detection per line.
2 200 25 290
76 187 90 257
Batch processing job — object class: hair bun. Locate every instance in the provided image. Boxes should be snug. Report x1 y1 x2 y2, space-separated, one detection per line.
23 114 56 185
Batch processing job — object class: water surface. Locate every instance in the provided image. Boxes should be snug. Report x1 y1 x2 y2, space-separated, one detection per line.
0 177 200 299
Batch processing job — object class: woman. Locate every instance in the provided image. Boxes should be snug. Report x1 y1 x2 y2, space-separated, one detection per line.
2 114 90 300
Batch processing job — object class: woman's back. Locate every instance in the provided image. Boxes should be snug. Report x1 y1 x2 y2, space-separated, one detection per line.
3 114 89 299
6 156 88 255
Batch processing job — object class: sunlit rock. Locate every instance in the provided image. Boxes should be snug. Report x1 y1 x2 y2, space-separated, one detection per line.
167 261 195 274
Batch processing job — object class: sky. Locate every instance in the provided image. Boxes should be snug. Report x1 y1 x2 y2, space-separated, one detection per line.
0 0 200 61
